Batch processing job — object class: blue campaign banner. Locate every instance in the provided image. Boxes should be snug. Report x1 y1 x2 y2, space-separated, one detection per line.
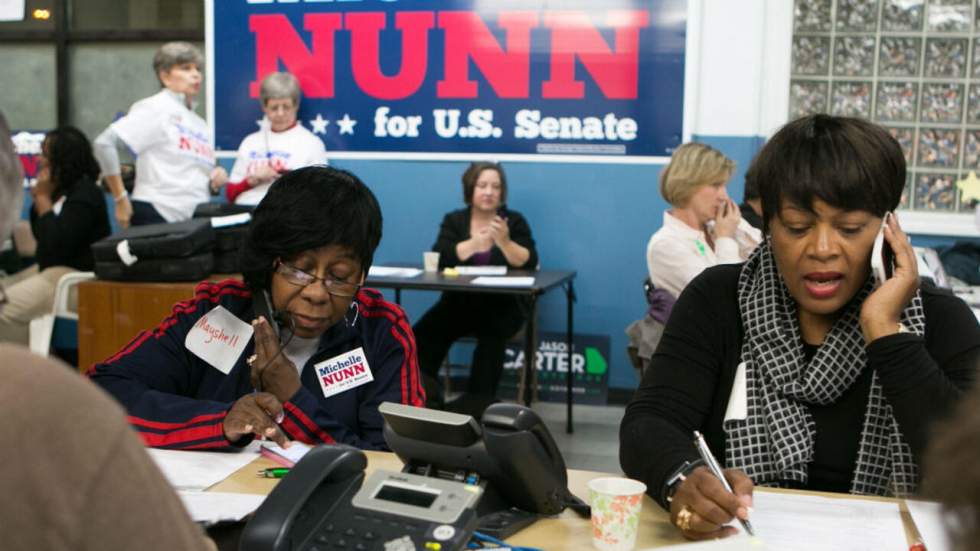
210 0 685 160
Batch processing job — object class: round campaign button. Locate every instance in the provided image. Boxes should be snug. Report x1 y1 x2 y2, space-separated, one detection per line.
432 525 455 541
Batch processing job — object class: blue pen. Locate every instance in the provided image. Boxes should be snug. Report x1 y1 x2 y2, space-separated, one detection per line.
693 431 755 536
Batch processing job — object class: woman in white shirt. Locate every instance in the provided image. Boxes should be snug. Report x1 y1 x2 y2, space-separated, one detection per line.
224 72 327 206
646 143 761 299
94 42 227 227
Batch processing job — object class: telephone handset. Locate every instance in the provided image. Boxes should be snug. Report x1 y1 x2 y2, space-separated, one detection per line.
253 289 282 339
871 212 897 286
380 402 590 537
241 445 481 551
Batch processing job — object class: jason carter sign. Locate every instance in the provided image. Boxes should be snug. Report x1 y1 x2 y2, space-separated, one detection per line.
210 0 686 159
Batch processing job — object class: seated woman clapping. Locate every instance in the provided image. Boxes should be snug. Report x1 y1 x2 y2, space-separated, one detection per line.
620 115 980 541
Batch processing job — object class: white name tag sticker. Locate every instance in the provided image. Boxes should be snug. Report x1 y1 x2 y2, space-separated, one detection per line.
184 305 253 375
724 361 749 422
315 347 374 398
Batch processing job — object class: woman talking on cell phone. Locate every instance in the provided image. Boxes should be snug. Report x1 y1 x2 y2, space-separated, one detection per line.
90 167 425 451
646 142 762 300
620 114 980 541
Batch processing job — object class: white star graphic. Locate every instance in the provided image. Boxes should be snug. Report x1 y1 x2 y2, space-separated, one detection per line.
309 114 330 135
337 114 357 135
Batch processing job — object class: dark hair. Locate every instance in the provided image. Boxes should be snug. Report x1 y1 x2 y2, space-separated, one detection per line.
743 170 759 201
462 162 507 205
746 114 905 233
43 126 100 197
240 166 383 292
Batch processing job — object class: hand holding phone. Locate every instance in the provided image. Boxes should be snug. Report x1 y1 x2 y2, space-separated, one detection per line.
871 212 896 285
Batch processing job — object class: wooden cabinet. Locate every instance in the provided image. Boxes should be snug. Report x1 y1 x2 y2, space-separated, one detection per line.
76 278 236 372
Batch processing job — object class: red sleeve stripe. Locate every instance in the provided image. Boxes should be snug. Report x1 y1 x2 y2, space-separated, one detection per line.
283 401 336 444
133 418 226 449
358 294 425 405
279 415 315 445
358 302 425 407
127 411 226 430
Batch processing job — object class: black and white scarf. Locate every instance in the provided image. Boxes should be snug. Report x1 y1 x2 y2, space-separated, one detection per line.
724 240 925 496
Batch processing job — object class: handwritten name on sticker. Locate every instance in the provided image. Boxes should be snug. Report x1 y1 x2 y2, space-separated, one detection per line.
315 347 374 399
184 305 253 375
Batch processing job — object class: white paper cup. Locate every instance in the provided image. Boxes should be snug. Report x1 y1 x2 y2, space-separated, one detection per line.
423 251 440 272
588 477 647 551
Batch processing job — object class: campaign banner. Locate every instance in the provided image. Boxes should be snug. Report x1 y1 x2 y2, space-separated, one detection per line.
498 332 610 405
210 0 686 161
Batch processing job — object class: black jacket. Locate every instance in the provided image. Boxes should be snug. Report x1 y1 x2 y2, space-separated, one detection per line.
30 177 111 271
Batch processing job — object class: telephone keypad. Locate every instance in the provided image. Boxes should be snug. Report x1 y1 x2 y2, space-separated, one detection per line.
303 509 472 551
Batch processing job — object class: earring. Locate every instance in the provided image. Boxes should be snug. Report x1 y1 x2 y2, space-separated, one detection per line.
345 300 360 328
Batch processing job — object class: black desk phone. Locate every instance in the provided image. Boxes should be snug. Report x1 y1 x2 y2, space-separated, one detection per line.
240 402 586 551
240 445 481 551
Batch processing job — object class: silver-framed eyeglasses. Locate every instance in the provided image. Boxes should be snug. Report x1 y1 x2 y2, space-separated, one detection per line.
275 260 361 298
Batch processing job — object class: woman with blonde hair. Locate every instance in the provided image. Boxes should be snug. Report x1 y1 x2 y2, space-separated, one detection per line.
646 143 761 298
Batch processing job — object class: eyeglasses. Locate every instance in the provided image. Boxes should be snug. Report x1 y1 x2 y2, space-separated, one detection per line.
275 261 361 298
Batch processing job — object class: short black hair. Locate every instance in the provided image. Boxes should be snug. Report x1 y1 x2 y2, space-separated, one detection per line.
746 114 905 233
240 166 383 292
43 126 100 196
462 161 507 205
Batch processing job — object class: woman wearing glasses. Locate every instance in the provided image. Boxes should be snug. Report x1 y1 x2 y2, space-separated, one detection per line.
90 166 425 451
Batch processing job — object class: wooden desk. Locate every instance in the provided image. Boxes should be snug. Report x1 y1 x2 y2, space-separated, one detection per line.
210 453 920 550
76 276 237 372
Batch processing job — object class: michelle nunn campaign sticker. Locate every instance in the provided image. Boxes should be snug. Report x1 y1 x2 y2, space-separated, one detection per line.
184 305 253 375
315 347 373 398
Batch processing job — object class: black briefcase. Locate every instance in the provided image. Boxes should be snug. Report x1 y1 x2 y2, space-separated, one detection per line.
94 253 215 282
91 219 215 263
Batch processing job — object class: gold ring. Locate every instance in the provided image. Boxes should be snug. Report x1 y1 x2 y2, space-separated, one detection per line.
676 506 694 532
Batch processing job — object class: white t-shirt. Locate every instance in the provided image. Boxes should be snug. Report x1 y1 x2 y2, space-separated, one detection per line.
229 123 327 206
112 89 215 222
646 211 762 299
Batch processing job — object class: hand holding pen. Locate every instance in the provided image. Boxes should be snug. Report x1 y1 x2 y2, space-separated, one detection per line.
668 432 755 541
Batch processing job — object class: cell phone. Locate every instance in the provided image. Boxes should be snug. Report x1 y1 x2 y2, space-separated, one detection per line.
871 212 896 285
254 289 281 339
496 206 507 219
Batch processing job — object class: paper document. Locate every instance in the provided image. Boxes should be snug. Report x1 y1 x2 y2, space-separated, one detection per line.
148 446 260 491
454 265 508 276
178 490 266 524
906 499 951 551
260 441 312 467
737 491 907 551
368 266 423 278
642 536 766 550
470 276 535 287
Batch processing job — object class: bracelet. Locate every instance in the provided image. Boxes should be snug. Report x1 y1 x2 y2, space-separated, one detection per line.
113 192 128 203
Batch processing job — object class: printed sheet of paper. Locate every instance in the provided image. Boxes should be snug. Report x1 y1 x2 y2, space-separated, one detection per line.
644 492 908 551
454 265 508 276
148 446 260 491
178 490 266 524
368 266 423 278
738 491 908 551
906 499 952 551
470 276 535 287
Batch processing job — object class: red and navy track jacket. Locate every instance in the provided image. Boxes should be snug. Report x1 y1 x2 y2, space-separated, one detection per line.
89 279 425 451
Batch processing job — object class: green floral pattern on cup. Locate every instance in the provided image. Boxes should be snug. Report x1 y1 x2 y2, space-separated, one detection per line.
590 488 643 550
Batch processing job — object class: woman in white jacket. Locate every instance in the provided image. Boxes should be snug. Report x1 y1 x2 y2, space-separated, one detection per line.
646 143 761 299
